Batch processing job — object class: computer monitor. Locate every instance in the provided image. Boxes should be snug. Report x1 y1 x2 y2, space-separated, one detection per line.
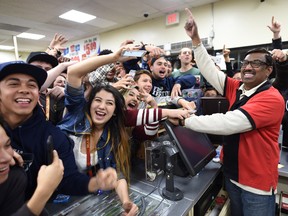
163 121 216 176
200 96 229 115
200 96 229 144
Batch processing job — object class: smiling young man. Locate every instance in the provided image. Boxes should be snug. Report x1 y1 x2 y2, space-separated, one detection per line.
179 8 285 216
0 61 118 200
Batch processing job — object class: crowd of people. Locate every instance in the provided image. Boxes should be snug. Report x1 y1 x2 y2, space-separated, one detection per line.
0 9 287 216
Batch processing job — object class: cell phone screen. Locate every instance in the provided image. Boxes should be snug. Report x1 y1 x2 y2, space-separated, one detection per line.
122 50 147 57
129 70 136 78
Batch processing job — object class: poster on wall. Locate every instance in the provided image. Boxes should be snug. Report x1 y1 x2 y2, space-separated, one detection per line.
63 35 101 62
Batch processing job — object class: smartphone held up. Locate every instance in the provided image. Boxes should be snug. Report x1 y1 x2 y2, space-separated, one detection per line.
121 50 147 58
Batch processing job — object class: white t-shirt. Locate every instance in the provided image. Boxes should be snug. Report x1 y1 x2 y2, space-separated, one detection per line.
69 134 98 173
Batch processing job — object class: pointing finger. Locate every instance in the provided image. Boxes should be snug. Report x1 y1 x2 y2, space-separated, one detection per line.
185 8 193 18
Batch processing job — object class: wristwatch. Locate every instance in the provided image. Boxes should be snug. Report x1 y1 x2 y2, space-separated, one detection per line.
192 42 202 50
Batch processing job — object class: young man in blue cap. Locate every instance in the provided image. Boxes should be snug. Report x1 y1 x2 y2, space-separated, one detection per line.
0 61 118 200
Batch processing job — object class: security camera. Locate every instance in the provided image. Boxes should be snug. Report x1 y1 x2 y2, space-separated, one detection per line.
143 13 149 18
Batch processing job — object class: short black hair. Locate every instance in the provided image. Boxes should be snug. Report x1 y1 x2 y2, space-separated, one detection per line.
244 48 273 66
150 56 167 66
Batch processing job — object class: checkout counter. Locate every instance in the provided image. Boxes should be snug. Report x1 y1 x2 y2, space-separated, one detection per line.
45 160 222 216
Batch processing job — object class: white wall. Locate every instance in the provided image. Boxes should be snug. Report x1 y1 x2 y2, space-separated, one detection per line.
213 0 288 49
100 4 212 51
1 0 288 61
100 0 288 51
0 51 29 63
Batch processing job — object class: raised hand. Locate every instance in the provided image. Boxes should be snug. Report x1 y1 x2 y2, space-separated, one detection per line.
49 33 68 51
139 91 158 108
222 45 230 57
26 150 64 215
271 49 287 62
36 150 64 195
222 45 231 62
184 8 201 43
112 74 135 90
171 83 181 99
116 46 138 63
145 45 165 57
267 16 281 39
267 16 281 33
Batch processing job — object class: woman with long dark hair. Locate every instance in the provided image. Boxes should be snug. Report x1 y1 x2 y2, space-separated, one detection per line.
58 47 191 214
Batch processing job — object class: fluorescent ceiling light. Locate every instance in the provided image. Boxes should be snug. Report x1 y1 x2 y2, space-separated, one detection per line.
0 45 14 50
59 10 96 23
17 33 45 40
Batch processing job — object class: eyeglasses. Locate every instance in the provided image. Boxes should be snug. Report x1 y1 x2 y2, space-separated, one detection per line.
241 60 268 68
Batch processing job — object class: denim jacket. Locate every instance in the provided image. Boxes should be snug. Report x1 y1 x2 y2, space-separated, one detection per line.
57 84 90 134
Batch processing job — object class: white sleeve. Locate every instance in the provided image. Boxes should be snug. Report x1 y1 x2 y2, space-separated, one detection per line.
194 45 226 95
184 109 253 135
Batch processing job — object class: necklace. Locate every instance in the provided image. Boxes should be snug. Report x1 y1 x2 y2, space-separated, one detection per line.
85 130 110 177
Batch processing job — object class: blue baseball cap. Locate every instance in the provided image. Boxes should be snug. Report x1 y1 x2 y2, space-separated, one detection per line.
0 61 47 88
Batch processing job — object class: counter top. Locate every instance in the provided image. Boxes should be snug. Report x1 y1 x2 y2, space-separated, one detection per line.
45 160 222 216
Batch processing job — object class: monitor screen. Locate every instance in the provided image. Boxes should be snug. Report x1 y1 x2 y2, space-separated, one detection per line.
163 121 216 176
200 96 229 115
200 96 229 144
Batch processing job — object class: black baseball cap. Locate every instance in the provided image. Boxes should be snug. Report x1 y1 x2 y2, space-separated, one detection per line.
27 52 58 68
0 61 47 88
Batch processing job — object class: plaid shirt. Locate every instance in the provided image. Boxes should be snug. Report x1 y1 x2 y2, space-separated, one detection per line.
88 63 114 87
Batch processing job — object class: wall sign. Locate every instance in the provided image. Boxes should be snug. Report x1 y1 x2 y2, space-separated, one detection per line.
166 12 179 26
63 35 101 61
